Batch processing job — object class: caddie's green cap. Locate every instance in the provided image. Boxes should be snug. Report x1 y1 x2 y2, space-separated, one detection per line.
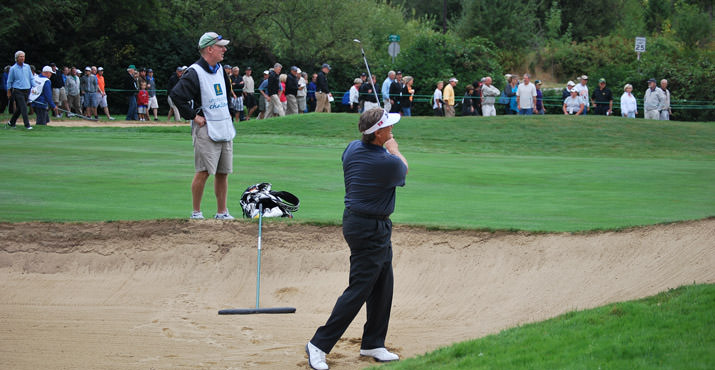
127 64 136 70
598 78 606 83
198 32 230 49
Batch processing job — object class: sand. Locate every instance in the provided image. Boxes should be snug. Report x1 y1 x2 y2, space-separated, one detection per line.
1 218 713 369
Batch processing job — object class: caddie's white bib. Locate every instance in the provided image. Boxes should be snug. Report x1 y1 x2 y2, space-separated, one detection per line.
29 75 49 103
190 63 235 142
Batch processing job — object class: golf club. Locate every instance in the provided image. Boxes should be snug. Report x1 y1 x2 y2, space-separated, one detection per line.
31 100 98 121
353 39 381 107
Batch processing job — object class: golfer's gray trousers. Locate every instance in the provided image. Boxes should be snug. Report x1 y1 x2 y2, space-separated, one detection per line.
311 209 394 353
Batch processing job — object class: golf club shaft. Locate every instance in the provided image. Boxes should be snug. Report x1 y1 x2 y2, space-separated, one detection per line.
355 40 381 108
256 203 263 309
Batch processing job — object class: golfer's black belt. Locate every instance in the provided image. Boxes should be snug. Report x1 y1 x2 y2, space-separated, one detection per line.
346 208 390 220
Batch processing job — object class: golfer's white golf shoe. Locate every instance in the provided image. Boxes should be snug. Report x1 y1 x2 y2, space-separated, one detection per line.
306 342 328 370
360 347 399 362
214 210 234 220
190 211 204 220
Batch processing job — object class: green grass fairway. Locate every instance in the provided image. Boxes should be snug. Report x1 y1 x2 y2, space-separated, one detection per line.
0 113 713 231
376 284 715 370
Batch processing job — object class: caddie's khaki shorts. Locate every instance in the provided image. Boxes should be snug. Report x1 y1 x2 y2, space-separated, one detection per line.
192 123 233 175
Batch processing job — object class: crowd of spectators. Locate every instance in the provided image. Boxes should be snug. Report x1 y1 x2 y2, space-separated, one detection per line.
2 49 675 125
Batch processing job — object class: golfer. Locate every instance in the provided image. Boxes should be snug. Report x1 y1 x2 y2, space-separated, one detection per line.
170 32 236 220
306 108 408 370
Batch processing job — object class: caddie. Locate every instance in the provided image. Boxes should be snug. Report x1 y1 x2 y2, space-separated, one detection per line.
170 31 236 220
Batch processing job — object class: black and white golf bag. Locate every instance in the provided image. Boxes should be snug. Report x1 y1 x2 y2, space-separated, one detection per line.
239 182 300 218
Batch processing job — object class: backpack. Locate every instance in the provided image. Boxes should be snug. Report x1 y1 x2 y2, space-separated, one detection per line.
341 90 351 105
239 182 300 218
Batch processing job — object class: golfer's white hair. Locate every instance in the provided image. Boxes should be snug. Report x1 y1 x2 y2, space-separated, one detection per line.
14 50 25 61
388 70 395 77
623 83 633 92
660 79 668 84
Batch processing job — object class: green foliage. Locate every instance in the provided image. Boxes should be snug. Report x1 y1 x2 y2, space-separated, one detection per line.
544 1 562 41
645 0 674 34
612 0 647 38
455 0 541 50
554 0 623 42
672 2 713 47
379 284 715 370
395 30 502 115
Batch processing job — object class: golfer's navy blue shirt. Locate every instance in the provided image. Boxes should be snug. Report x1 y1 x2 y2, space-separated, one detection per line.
343 140 407 216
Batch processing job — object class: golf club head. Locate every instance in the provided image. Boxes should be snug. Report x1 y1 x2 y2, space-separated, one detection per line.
353 39 361 43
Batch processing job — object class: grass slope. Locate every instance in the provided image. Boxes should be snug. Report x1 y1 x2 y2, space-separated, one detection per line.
0 113 713 231
376 284 715 370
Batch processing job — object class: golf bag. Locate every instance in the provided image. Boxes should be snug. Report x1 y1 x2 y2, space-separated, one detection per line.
240 182 300 218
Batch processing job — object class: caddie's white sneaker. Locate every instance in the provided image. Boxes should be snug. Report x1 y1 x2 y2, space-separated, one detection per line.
360 347 399 362
214 210 235 220
190 211 204 220
306 342 328 370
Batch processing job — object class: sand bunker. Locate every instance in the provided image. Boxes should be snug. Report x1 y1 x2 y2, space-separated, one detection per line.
1 219 713 369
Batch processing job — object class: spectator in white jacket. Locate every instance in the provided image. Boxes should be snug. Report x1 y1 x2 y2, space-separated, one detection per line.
659 79 671 120
620 84 637 118
643 78 665 120
348 78 361 113
480 76 500 116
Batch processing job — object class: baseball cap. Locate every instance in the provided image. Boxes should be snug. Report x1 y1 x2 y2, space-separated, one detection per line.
181 66 188 70
360 72 366 77
598 78 606 83
648 78 657 83
361 109 401 135
296 68 302 74
176 66 183 71
535 79 542 85
321 63 331 70
85 66 91 71
396 71 402 75
449 77 458 82
42 66 53 73
570 88 578 93
198 32 230 49
581 75 588 80
290 66 298 71
224 64 231 69
147 68 153 72
98 67 104 71
127 64 136 70
245 66 252 70
567 80 575 86
263 70 269 75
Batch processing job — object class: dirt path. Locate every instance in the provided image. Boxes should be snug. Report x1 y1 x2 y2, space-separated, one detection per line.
44 119 190 127
1 219 713 369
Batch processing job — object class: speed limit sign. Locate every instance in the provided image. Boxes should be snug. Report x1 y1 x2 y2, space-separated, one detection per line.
635 37 646 52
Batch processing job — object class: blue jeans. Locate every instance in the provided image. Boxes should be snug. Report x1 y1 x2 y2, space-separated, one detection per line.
519 108 533 115
402 107 411 116
126 95 138 120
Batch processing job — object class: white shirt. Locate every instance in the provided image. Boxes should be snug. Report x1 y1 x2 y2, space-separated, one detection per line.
516 82 537 109
574 83 589 106
620 92 637 115
349 85 359 104
433 88 443 109
297 77 307 97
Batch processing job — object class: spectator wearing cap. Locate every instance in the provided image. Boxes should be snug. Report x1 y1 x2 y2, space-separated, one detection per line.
49 63 66 118
620 84 637 118
146 68 159 120
125 64 139 120
242 67 257 119
563 88 584 115
80 66 99 119
6 50 33 129
96 67 115 120
360 74 380 112
381 70 395 112
516 73 537 115
169 31 236 220
137 68 147 90
315 63 332 112
167 66 184 121
66 67 81 115
534 80 545 114
461 84 477 116
480 76 500 116
388 71 403 114
659 79 671 120
297 70 307 114
573 75 590 114
562 80 575 101
31 66 59 126
591 78 613 116
347 78 361 113
643 78 665 120
264 63 285 118
443 77 458 117
257 70 270 119
284 66 300 115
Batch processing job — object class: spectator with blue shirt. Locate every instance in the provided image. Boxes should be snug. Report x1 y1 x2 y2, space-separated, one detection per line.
6 51 33 129
381 70 395 112
1 66 9 114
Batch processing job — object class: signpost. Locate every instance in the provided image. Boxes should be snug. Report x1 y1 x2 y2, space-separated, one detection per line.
635 37 646 61
388 34 400 63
